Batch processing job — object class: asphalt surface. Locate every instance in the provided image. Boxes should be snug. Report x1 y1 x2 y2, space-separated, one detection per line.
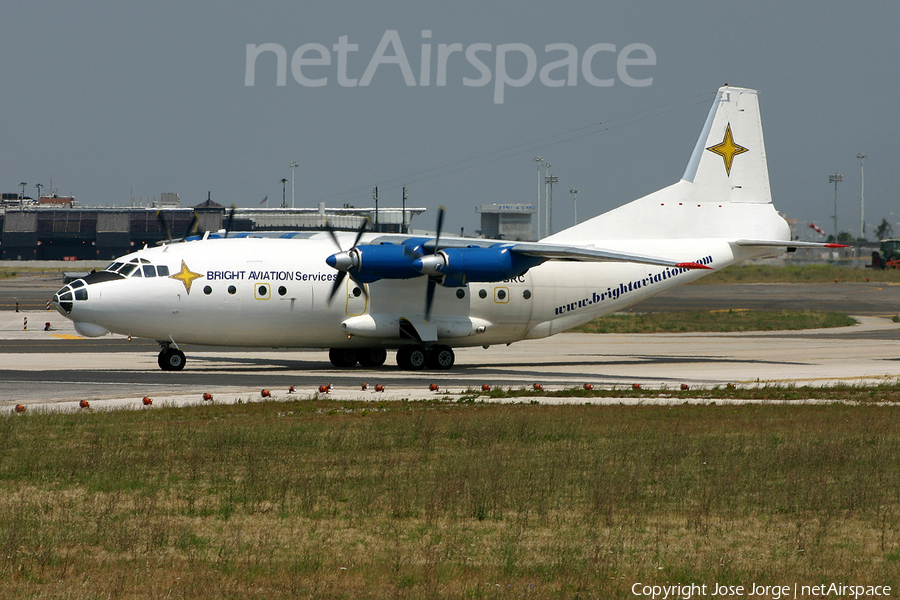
4 272 900 411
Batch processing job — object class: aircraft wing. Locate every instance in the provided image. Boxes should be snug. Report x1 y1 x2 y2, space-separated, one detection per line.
734 239 848 249
508 242 712 269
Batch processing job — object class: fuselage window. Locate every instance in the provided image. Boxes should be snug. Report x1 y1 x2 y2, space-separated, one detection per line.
203 285 212 295
228 285 237 295
351 287 362 297
142 265 156 278
456 289 466 299
523 289 532 299
478 289 487 299
157 265 169 277
278 286 287 296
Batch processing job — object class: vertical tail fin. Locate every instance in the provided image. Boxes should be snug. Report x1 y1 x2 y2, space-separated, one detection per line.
681 86 772 204
547 85 788 243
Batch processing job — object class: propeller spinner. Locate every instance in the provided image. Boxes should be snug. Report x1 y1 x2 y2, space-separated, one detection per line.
324 218 369 305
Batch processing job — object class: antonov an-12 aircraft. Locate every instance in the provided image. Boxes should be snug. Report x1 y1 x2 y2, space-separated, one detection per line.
53 86 839 371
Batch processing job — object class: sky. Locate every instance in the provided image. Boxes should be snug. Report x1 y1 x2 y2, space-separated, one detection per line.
2 1 897 240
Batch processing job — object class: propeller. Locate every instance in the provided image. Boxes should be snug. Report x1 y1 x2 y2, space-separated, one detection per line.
423 206 446 321
223 204 237 238
156 210 172 241
181 212 199 239
324 218 369 305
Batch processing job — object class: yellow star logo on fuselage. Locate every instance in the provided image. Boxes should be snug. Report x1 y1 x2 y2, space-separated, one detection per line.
706 123 748 176
169 260 203 294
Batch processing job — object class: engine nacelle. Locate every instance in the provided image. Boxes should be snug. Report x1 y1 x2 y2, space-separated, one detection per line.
356 242 426 280
414 245 543 286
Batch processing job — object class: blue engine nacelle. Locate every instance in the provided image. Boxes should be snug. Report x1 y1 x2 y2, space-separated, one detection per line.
351 242 423 281
413 245 544 286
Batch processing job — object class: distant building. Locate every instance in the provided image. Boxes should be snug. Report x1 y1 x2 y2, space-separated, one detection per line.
476 203 535 241
0 197 426 261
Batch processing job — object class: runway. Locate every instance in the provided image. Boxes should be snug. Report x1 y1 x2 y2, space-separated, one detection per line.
4 271 900 411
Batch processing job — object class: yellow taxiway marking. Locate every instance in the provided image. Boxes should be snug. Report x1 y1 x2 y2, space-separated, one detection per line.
51 334 86 340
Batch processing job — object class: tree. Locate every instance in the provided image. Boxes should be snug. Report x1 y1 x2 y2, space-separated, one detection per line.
875 218 894 241
836 231 854 243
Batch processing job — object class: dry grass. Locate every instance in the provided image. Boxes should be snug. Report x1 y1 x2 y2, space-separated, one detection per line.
694 263 900 284
2 400 900 598
571 310 856 334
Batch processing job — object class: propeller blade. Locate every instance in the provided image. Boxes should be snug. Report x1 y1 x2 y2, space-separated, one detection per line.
351 217 368 249
181 212 198 240
324 220 342 250
433 206 445 253
423 206 446 321
424 277 437 322
223 204 237 238
327 270 347 305
156 211 172 241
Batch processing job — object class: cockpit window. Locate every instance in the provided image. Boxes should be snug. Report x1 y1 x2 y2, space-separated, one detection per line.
104 258 169 278
120 264 140 277
70 279 85 289
74 288 88 301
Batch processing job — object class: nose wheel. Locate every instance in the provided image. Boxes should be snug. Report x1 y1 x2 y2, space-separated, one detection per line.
158 346 186 371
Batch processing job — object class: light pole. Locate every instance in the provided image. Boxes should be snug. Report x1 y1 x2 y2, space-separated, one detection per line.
19 182 26 209
280 178 288 208
857 153 866 239
570 188 580 225
543 163 551 237
289 161 299 208
829 173 843 242
35 183 43 202
533 156 543 240
545 173 558 235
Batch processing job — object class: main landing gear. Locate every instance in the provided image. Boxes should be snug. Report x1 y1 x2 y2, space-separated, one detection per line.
327 345 455 370
158 343 186 371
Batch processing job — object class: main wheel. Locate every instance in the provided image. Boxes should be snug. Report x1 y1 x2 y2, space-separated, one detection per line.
396 345 427 371
329 348 358 368
427 345 455 370
158 348 186 371
357 347 387 367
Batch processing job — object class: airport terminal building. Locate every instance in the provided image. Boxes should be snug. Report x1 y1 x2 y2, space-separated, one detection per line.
0 194 426 261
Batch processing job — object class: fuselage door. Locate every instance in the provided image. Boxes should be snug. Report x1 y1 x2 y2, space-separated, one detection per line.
346 280 368 316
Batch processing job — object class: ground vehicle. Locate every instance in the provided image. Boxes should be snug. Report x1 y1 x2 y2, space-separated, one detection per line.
871 240 900 269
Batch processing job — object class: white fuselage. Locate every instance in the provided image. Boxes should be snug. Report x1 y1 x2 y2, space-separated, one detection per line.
59 232 767 349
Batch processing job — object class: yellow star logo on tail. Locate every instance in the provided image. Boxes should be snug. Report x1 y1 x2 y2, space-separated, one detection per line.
706 123 748 176
169 260 203 294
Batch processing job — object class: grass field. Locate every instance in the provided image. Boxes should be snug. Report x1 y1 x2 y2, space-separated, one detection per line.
571 310 857 334
2 398 900 599
694 263 900 284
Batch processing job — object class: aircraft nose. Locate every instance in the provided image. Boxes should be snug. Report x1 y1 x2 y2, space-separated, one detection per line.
52 280 90 315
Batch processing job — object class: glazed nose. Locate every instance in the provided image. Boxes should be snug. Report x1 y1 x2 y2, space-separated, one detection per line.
52 279 89 314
